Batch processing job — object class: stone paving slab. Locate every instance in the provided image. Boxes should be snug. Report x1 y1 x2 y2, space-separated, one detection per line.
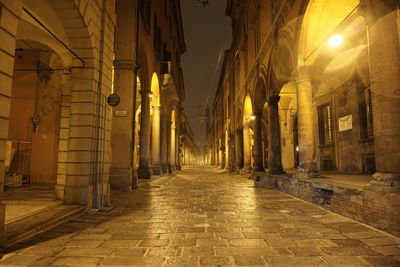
0 167 399 266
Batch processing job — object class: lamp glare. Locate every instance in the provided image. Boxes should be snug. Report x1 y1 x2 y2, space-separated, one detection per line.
328 35 343 47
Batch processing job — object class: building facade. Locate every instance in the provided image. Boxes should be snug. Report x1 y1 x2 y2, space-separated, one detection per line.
0 0 187 244
207 0 399 184
110 0 186 190
205 0 400 235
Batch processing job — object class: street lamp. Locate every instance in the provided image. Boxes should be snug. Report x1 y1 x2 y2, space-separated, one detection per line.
328 34 343 47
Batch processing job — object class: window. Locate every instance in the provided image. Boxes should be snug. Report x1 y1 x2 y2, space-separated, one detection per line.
153 16 162 59
140 0 151 32
254 12 260 54
359 87 374 139
318 104 333 145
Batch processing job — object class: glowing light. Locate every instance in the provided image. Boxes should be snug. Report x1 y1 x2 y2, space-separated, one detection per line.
328 35 343 47
148 92 153 98
249 115 256 121
296 146 299 152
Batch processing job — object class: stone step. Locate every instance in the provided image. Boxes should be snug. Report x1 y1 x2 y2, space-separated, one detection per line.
3 204 86 248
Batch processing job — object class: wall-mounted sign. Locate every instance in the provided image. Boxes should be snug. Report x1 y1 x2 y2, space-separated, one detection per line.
107 94 120 106
115 110 127 117
338 114 352 132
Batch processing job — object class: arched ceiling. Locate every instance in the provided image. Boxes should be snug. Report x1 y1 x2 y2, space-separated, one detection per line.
298 0 359 66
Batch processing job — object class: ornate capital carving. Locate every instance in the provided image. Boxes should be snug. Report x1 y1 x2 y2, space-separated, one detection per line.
37 62 53 84
358 0 399 23
267 95 280 107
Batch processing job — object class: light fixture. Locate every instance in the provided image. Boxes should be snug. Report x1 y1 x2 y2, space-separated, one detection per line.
328 35 343 47
249 115 256 121
148 92 153 98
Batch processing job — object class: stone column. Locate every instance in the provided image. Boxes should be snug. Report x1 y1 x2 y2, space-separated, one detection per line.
243 122 252 170
235 128 244 170
359 0 400 191
210 141 215 165
267 95 284 174
137 90 151 179
175 110 181 170
169 122 176 172
160 113 168 174
295 66 319 177
151 105 161 175
253 112 264 171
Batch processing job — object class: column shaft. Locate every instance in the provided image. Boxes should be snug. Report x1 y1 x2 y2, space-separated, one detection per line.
151 105 161 174
296 67 318 173
235 128 244 170
268 95 284 174
137 90 151 179
160 113 168 174
169 125 176 172
253 112 264 171
243 123 251 169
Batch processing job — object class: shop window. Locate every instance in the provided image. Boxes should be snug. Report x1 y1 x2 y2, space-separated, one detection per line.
318 104 333 145
359 87 374 139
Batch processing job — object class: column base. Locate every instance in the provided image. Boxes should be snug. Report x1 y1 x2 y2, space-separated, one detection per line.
137 165 152 179
364 173 400 193
161 163 168 174
253 166 265 172
168 164 175 173
268 166 285 175
109 167 134 190
151 166 162 176
294 168 320 179
240 166 253 176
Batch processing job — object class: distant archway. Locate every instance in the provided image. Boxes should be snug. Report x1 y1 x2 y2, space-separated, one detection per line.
150 73 161 173
243 95 253 169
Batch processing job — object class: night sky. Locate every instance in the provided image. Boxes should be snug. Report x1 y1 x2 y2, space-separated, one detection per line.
181 0 231 150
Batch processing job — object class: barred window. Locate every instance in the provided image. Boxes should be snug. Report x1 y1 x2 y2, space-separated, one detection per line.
359 87 374 139
140 0 151 32
318 104 333 145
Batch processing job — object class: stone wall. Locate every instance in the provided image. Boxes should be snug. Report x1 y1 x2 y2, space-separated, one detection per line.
256 174 400 237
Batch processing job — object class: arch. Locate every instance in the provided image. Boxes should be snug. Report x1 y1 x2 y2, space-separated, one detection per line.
150 72 160 106
243 95 253 123
243 95 254 169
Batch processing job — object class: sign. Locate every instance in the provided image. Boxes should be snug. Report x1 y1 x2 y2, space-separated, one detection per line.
338 114 352 132
107 94 120 106
115 110 127 117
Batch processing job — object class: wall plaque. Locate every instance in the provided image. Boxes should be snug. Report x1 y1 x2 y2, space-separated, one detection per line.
115 110 127 117
338 114 352 132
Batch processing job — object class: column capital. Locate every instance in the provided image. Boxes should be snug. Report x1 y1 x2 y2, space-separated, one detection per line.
139 89 151 96
358 0 399 24
294 66 313 83
267 95 280 107
113 60 138 70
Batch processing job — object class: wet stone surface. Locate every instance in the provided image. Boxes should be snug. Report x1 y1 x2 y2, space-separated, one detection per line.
1 167 399 266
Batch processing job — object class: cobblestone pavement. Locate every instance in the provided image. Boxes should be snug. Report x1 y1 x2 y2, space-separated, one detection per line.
1 167 400 266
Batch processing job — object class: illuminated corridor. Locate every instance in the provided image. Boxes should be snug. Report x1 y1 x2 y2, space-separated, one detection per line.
1 167 399 266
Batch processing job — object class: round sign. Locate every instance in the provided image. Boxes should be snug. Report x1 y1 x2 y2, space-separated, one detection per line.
107 94 120 106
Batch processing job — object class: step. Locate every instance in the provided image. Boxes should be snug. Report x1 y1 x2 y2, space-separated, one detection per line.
3 204 86 248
